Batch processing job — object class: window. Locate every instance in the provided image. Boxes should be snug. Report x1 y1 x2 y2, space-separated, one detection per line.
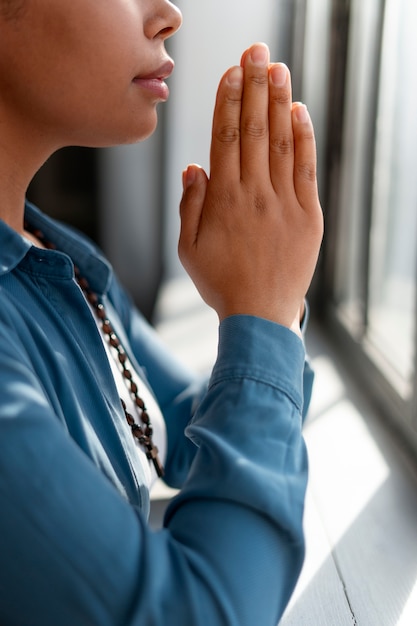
367 0 417 397
313 0 417 448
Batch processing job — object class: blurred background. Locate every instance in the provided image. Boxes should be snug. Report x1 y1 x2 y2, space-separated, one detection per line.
27 0 417 457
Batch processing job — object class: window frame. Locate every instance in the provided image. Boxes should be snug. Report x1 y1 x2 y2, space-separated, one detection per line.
309 0 417 454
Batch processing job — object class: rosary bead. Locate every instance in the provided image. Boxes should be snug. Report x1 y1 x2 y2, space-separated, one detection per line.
118 350 127 365
87 292 99 306
24 222 165 479
78 277 90 291
125 412 135 427
96 304 106 320
109 334 120 349
147 447 160 460
102 321 112 335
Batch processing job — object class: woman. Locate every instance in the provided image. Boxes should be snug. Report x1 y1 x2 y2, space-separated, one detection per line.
0 1 323 624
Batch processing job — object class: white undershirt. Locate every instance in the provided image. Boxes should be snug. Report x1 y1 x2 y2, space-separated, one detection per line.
23 235 166 488
87 301 167 489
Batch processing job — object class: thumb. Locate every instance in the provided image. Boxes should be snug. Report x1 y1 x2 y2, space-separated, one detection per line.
179 164 208 252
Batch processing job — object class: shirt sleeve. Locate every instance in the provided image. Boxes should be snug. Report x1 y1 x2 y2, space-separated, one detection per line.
109 275 314 486
0 303 308 626
107 276 207 487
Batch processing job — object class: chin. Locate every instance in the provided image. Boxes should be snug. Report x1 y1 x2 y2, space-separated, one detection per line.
72 110 159 149
118 107 160 145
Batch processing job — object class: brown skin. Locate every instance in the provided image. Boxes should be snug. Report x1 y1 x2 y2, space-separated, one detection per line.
179 45 323 335
0 1 322 334
0 0 182 234
0 0 25 20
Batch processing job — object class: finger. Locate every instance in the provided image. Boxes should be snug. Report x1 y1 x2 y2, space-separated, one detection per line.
268 63 294 195
209 65 243 182
239 47 250 67
178 165 208 258
240 43 270 180
291 104 319 210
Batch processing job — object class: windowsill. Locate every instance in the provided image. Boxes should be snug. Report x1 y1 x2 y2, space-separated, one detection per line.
282 318 417 625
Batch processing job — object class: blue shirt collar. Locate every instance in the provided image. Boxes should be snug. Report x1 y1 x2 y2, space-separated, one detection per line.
0 201 112 296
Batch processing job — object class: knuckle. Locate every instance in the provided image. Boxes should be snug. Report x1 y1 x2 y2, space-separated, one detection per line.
243 115 267 140
248 72 269 88
296 161 316 182
224 91 243 106
297 126 315 142
243 188 269 215
216 123 240 145
270 134 293 156
271 91 291 106
218 187 240 212
253 192 267 215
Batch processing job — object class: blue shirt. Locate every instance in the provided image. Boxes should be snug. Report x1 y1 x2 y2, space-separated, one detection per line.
0 202 313 625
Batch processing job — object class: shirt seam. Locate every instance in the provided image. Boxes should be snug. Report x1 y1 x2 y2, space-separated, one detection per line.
208 373 302 412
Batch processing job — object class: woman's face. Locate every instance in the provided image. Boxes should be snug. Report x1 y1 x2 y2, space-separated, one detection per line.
0 0 182 149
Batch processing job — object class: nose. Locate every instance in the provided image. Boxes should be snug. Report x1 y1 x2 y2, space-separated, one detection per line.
145 1 182 40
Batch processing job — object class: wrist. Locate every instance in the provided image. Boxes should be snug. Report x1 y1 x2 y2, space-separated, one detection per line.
218 303 302 337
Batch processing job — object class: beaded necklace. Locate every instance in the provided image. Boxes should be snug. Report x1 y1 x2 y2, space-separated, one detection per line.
24 223 164 478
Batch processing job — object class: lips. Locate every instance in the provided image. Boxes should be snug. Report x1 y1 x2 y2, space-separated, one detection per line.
135 59 174 82
133 59 174 100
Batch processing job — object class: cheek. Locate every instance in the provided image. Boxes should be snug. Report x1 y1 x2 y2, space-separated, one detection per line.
0 1 157 147
32 3 140 95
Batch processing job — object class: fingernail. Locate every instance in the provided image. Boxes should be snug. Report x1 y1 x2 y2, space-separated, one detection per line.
227 66 243 88
250 43 269 67
183 166 196 189
270 63 288 87
295 104 310 123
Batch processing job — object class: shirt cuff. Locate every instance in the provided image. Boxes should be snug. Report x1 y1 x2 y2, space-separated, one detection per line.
211 314 306 414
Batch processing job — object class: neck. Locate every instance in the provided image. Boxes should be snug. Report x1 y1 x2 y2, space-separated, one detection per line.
0 104 59 235
0 142 52 236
